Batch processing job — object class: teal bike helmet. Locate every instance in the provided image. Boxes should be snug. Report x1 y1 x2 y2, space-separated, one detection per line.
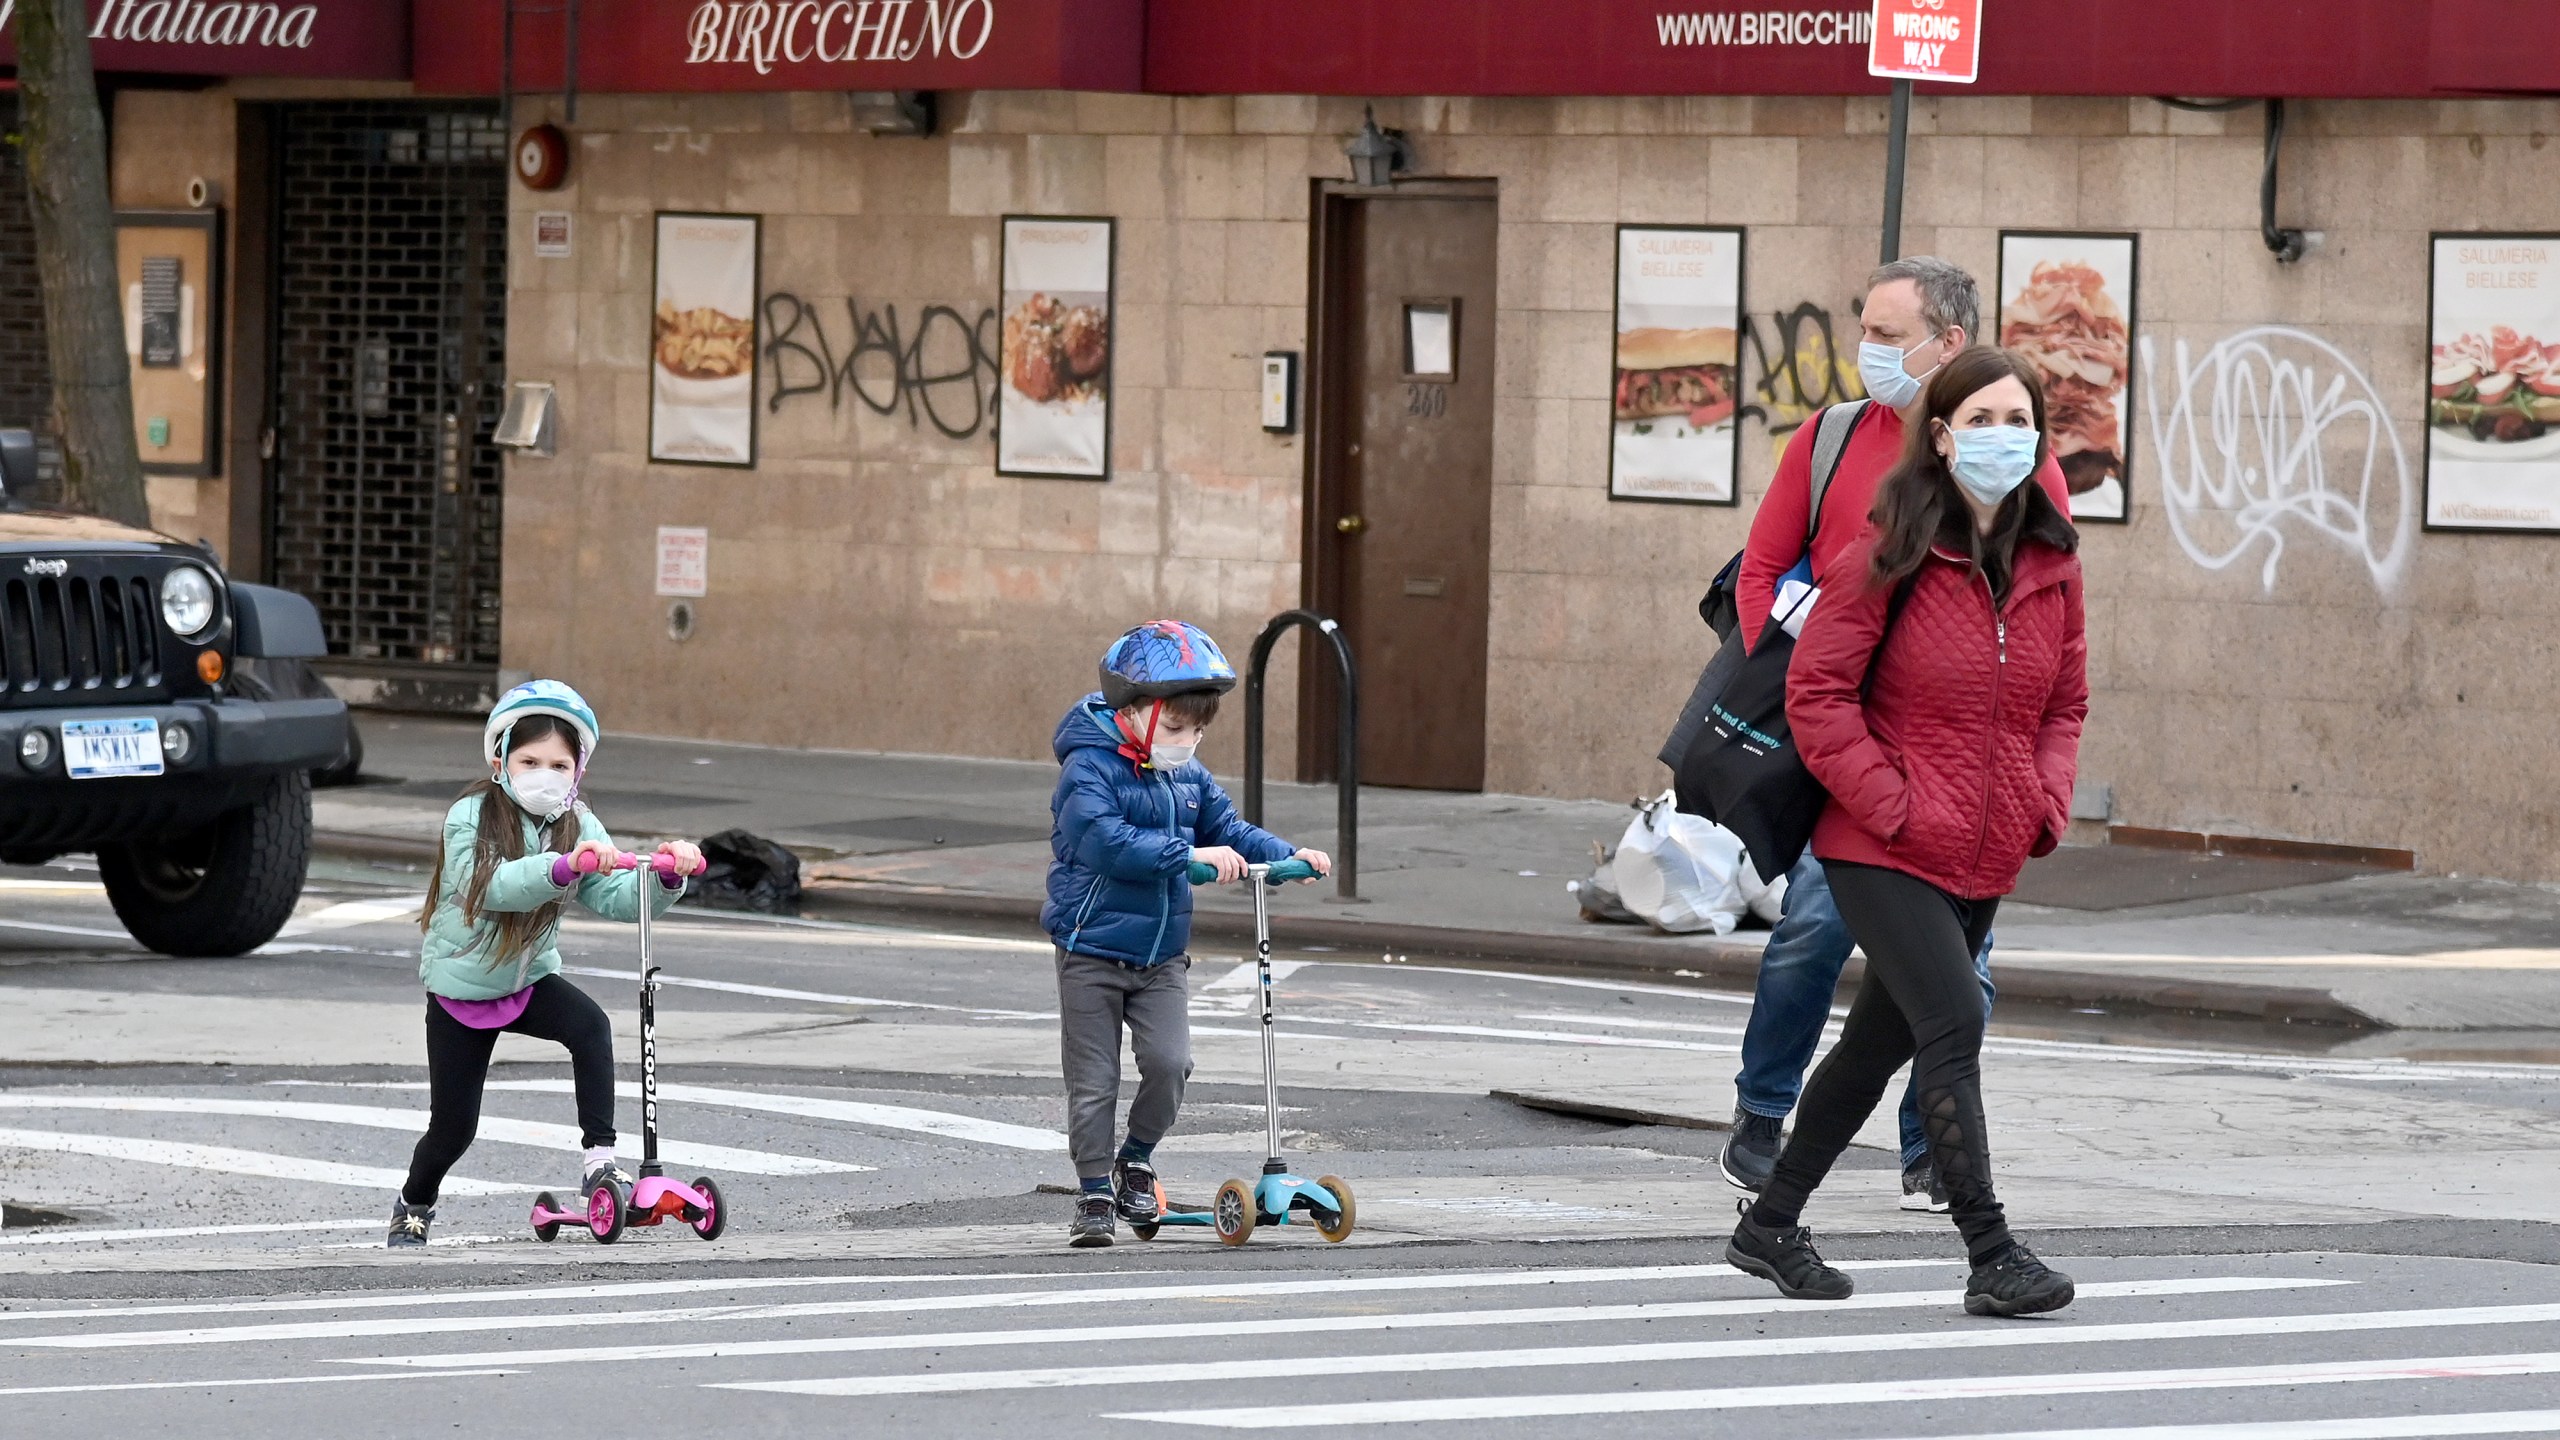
484 679 600 764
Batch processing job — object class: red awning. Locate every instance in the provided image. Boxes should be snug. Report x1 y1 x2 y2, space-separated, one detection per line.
1142 0 2553 99
414 0 1143 95
0 0 409 79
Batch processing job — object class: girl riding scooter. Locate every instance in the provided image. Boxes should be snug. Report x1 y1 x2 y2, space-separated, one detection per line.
387 680 702 1247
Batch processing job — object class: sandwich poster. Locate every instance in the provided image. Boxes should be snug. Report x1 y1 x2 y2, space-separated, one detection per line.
1997 232 2137 523
1610 225 1744 505
998 215 1115 480
2425 233 2560 532
649 212 760 469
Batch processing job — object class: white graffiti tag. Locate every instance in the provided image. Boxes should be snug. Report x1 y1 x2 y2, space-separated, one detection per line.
2140 326 2415 593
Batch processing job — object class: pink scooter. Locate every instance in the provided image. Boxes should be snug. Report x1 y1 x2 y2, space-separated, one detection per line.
527 847 728 1245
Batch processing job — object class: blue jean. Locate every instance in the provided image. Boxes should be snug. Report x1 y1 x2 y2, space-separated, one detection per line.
1735 852 1996 1167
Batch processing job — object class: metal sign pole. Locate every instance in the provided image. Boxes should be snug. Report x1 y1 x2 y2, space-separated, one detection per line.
1880 77 1912 264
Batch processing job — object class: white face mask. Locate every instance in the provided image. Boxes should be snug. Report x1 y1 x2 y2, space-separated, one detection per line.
503 767 577 820
1148 741 1198 770
1858 330 1943 410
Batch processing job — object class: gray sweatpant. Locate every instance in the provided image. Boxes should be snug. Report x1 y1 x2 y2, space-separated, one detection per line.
1056 947 1193 1180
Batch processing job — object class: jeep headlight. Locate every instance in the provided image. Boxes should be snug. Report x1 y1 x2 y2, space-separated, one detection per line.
160 564 217 639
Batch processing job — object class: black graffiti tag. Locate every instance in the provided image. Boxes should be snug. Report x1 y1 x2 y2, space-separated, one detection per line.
1734 300 1861 438
762 292 1002 440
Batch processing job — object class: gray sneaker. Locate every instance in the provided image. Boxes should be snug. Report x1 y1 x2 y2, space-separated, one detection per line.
1067 1193 1116 1248
1900 1159 1950 1213
1718 1108 1784 1193
386 1199 435 1248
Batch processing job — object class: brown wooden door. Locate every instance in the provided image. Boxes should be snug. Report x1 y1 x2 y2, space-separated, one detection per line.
1309 192 1498 792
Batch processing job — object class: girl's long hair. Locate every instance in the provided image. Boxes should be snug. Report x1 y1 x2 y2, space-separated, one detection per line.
419 713 584 970
1867 345 2079 600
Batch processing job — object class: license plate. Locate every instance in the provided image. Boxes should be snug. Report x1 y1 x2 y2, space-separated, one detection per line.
62 717 164 780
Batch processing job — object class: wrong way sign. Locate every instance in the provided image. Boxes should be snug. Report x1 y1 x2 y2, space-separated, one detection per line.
1869 0 1982 84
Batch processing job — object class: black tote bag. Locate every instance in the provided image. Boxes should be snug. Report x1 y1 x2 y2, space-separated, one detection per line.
1673 577 1913 880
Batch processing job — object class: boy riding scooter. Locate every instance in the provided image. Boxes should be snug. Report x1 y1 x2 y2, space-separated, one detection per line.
1041 621 1331 1248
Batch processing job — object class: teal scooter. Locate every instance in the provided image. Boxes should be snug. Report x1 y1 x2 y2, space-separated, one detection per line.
1134 857 1355 1247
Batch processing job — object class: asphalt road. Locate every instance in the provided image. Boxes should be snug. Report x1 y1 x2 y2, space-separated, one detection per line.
9 856 2560 1436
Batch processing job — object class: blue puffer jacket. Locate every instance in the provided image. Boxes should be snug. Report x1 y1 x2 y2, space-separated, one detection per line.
1042 693 1295 968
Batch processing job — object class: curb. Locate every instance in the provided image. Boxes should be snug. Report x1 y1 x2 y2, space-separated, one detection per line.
310 830 2384 1031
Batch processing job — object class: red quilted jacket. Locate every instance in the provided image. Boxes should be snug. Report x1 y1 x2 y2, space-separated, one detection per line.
1786 533 2088 900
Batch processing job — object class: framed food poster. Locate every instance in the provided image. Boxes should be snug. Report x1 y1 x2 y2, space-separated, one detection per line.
997 215 1115 479
649 212 760 469
1997 232 2137 523
2425 234 2560 532
1609 225 1744 504
116 210 223 478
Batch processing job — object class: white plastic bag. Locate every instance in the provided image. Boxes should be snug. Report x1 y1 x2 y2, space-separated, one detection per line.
1610 791 1790 934
1613 792 1748 934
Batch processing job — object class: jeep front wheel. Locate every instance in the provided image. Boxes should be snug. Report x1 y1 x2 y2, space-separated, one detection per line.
99 771 312 957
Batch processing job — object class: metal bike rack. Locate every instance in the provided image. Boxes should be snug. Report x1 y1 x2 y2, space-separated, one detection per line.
1240 609 1360 902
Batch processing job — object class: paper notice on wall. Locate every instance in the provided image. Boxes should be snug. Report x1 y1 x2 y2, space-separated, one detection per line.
534 212 572 259
656 526 709 597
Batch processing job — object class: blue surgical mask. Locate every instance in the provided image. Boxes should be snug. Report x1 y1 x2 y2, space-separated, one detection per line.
1945 425 2041 506
1858 332 1942 410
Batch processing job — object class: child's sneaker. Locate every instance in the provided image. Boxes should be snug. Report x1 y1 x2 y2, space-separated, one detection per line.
386 1199 435 1248
1113 1156 1161 1224
582 1161 635 1202
1067 1193 1116 1248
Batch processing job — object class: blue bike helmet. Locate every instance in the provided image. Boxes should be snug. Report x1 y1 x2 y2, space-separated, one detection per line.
1099 621 1236 709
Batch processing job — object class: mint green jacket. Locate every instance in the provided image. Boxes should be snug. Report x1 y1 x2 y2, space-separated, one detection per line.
417 796 683 1001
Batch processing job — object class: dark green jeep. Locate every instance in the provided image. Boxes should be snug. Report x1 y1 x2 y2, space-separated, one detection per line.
0 430 348 956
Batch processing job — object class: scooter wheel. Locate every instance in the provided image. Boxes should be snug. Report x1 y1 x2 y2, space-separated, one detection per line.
587 1178 629 1244
1312 1175 1357 1243
1213 1178 1256 1247
688 1176 727 1241
531 1192 562 1243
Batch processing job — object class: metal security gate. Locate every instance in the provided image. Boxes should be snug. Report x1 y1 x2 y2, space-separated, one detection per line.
269 102 508 680
0 97 62 505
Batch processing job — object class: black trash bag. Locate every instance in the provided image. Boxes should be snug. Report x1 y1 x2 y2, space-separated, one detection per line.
684 829 803 914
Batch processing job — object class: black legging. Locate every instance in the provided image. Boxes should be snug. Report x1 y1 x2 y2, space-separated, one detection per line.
1750 861 2010 1262
401 973 617 1207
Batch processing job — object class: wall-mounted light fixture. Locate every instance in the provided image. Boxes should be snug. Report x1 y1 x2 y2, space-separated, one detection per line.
1344 106 1413 188
850 91 937 138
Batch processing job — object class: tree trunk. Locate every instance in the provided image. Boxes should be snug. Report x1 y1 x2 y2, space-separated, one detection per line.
14 0 149 527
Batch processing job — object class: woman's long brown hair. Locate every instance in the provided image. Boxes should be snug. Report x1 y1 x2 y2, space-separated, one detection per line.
419 714 584 970
1867 346 2079 601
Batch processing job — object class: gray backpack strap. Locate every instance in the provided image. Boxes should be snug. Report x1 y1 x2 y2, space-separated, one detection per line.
1803 399 1871 551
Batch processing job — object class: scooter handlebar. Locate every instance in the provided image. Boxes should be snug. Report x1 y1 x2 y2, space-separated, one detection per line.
570 847 706 878
1186 857 1319 886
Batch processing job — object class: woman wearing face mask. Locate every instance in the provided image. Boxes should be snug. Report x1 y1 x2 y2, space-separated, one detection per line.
386 680 703 1247
1723 348 2087 1317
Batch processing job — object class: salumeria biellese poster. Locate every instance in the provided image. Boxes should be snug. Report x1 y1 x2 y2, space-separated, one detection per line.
1609 226 1744 505
1997 232 2138 523
2426 234 2560 532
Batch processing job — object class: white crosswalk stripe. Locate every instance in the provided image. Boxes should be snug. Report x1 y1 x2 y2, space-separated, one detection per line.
11 1256 2560 1438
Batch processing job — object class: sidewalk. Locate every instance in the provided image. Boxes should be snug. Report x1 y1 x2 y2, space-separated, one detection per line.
316 714 2560 1032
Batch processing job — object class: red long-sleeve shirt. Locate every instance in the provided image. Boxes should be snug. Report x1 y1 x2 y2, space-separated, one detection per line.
1737 403 2073 650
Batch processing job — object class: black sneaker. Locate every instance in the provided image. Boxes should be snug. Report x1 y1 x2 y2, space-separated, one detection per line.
582 1162 635 1202
1900 1159 1950 1213
1067 1193 1116 1248
1717 1109 1784 1193
1113 1156 1161 1224
1725 1210 1854 1300
1966 1241 2075 1317
386 1199 435 1248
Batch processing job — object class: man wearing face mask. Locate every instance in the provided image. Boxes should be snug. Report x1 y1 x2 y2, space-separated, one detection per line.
1715 258 2071 1210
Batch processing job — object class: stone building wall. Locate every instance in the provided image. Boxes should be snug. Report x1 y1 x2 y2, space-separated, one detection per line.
497 87 2560 876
